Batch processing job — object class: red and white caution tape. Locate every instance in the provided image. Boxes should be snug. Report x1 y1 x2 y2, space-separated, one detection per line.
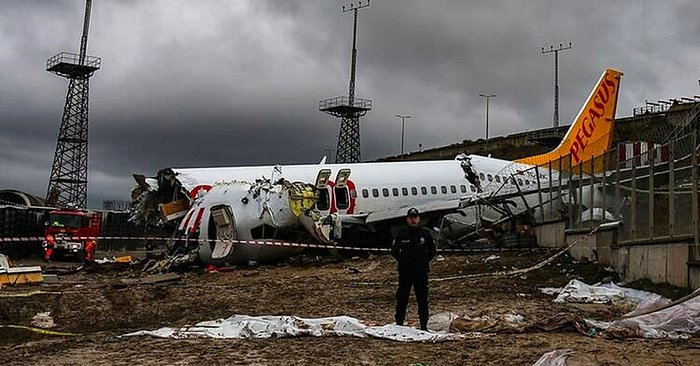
0 235 553 253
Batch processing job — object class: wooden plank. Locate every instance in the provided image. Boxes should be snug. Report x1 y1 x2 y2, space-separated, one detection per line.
665 244 688 287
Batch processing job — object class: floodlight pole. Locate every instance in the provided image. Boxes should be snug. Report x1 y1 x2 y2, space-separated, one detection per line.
479 94 496 154
396 114 410 155
542 42 572 127
343 0 370 107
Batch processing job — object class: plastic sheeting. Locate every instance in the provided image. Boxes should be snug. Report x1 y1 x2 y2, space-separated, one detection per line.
536 280 700 339
429 311 526 333
549 279 626 304
532 349 574 366
581 294 700 339
540 280 669 308
123 315 474 342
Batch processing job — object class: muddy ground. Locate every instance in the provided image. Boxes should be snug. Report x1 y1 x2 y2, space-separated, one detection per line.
1 250 698 365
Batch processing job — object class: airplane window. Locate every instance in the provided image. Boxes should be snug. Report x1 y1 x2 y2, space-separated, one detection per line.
362 189 369 198
525 180 530 185
350 189 357 199
411 187 418 195
382 188 389 197
487 174 493 182
392 188 399 196
430 186 438 194
495 176 501 183
504 176 509 183
372 188 379 198
317 188 331 211
450 185 457 194
479 173 485 181
517 178 523 186
460 185 467 193
470 185 476 192
402 187 409 196
441 186 448 194
421 187 428 195
335 187 349 210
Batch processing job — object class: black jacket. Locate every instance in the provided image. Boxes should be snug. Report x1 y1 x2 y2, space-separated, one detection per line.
391 226 437 273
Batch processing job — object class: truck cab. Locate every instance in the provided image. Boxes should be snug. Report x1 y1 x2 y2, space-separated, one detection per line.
43 209 101 262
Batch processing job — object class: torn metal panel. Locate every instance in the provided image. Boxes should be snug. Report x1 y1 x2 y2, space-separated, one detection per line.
0 254 43 286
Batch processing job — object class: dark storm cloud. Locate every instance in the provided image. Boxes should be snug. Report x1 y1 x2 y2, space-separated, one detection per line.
1 0 698 207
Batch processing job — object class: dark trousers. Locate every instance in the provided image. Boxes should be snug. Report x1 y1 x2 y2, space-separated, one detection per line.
395 271 429 330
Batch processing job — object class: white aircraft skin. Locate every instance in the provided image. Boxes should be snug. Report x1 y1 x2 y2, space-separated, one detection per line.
178 156 540 264
139 69 622 264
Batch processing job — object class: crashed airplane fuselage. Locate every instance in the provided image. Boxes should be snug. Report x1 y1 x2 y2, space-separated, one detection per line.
131 69 623 264
133 157 502 264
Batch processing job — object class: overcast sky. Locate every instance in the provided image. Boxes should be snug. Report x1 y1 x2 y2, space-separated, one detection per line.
1 0 699 207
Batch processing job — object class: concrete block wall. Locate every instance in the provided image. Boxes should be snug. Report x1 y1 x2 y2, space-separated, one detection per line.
534 220 697 288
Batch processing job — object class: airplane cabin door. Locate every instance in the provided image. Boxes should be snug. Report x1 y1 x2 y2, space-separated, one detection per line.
315 169 332 213
334 168 351 214
209 205 236 260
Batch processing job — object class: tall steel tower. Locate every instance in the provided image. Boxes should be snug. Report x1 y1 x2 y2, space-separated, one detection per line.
45 0 101 208
319 1 372 163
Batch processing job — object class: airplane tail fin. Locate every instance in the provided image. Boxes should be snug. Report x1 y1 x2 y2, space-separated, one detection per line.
516 69 623 169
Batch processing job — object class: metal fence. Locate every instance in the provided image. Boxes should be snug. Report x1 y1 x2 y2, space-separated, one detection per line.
493 130 699 247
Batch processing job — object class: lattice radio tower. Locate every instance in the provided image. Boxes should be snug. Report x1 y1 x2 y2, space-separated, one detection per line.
45 0 101 208
319 1 372 163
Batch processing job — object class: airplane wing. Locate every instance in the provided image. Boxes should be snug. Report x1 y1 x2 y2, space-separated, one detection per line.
363 198 463 224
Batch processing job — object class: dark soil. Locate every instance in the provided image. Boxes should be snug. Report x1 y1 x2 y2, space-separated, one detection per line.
1 251 697 365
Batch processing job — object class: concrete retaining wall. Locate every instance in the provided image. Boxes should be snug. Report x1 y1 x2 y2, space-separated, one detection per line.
534 220 697 288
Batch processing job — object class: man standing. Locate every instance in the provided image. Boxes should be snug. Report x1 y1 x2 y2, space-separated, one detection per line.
391 208 436 331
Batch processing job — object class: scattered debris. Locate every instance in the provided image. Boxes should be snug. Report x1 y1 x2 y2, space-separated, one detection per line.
42 274 59 284
361 261 380 273
31 312 56 329
346 266 362 274
205 264 235 273
579 290 700 339
143 252 198 273
427 311 526 334
549 279 626 304
539 287 560 296
482 255 500 263
124 315 476 342
94 256 134 264
0 254 43 286
435 255 446 261
0 290 62 298
540 280 670 308
532 349 574 366
115 273 182 288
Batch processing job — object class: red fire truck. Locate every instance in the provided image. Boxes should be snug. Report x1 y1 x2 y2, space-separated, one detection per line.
43 209 101 262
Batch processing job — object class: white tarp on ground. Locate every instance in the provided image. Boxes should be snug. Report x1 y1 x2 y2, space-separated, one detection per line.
123 315 472 342
540 280 700 339
540 280 669 308
582 293 700 339
532 349 574 366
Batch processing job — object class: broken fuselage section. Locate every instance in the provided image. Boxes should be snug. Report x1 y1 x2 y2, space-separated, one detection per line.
131 168 343 265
